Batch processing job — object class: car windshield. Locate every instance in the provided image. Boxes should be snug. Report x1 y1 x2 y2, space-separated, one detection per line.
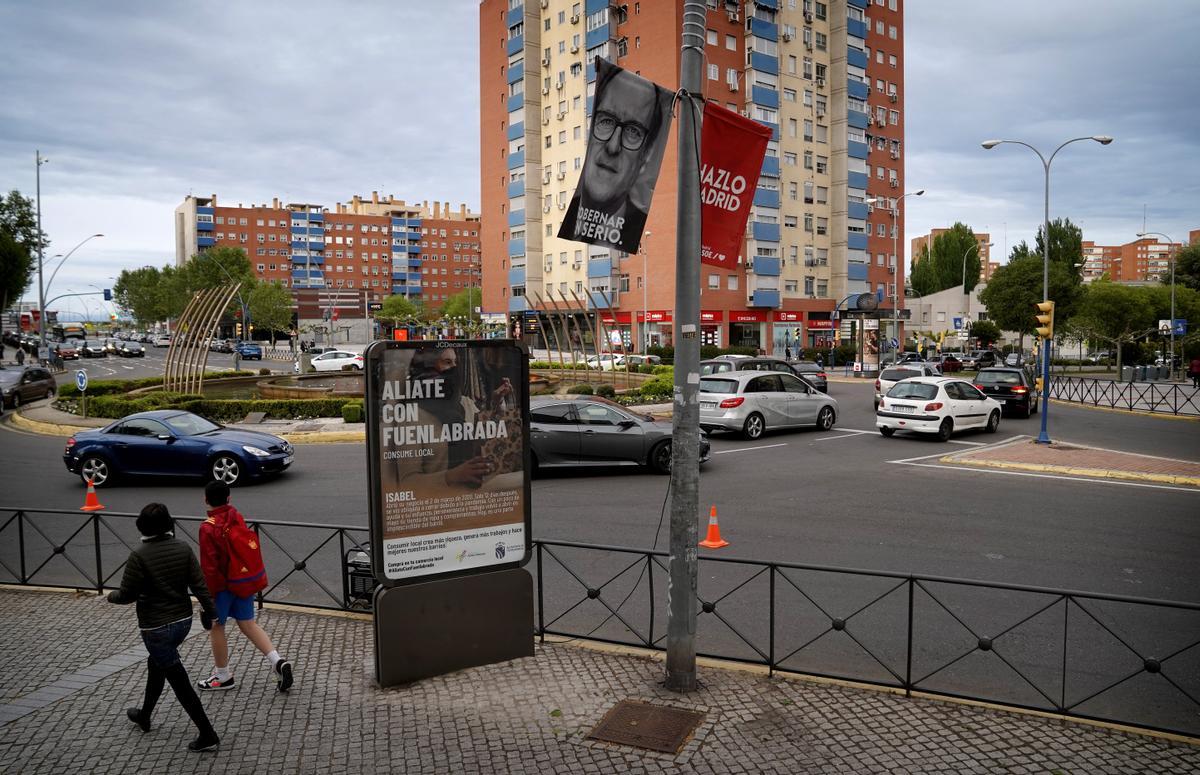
976 371 1021 385
164 413 221 435
887 382 938 400
699 377 739 394
881 368 920 381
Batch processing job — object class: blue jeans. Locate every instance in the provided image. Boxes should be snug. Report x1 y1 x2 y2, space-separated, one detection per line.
140 618 192 668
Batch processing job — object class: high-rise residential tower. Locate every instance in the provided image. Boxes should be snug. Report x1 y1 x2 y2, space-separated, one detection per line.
480 0 905 354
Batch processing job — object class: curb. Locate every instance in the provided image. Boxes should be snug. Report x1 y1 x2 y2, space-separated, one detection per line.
7 411 80 437
280 430 365 444
938 456 1200 488
1049 399 1200 423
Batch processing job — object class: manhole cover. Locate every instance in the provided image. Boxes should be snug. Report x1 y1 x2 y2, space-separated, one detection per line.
587 699 704 754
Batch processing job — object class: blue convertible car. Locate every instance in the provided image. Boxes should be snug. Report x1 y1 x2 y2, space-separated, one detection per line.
63 410 294 487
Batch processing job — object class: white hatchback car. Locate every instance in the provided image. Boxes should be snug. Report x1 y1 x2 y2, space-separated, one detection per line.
875 376 1002 441
699 370 838 439
305 350 363 372
874 364 941 409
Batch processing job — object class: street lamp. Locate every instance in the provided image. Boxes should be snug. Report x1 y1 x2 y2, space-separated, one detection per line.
45 233 104 299
1136 231 1177 377
35 151 49 359
961 241 993 325
866 189 923 363
641 230 651 353
982 135 1113 444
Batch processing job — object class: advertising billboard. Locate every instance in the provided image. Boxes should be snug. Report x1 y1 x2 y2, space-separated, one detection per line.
365 340 531 584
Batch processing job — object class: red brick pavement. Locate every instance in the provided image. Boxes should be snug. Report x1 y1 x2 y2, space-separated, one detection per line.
946 439 1200 485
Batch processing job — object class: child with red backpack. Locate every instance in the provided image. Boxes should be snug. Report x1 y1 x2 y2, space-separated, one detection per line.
197 481 294 693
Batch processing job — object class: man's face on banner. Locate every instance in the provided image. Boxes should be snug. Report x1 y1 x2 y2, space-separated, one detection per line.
582 70 657 208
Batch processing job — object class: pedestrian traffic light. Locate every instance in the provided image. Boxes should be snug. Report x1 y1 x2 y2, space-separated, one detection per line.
1034 301 1055 339
794 327 802 339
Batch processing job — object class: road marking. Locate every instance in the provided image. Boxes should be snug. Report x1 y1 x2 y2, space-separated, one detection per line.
887 436 1027 464
831 428 877 435
713 443 789 455
814 429 873 442
948 439 985 446
894 460 1200 494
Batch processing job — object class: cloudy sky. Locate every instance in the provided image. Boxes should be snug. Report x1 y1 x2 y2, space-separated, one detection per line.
2 0 1197 314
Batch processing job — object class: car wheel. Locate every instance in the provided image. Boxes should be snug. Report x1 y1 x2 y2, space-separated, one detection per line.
879 426 895 437
210 455 242 486
986 410 1000 433
80 455 113 488
46 385 55 399
742 412 765 440
1031 398 1038 415
10 393 20 408
817 406 835 431
529 451 540 478
649 440 672 474
936 418 953 442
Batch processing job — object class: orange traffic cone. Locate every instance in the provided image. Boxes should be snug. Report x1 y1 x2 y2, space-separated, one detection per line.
80 479 105 512
698 505 728 549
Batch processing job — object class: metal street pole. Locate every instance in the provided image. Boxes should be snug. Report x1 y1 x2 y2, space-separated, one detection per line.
1137 231 1176 378
961 241 992 333
45 233 104 300
641 230 651 353
35 151 48 360
982 135 1112 444
665 0 705 694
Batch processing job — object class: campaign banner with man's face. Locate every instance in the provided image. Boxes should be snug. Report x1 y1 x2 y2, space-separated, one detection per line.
700 102 771 269
365 340 531 584
558 58 674 255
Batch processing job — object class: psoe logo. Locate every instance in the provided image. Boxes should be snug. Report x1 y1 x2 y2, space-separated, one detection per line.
456 549 469 562
494 542 507 560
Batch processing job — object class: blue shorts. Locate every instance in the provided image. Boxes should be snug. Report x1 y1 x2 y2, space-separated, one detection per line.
214 590 256 625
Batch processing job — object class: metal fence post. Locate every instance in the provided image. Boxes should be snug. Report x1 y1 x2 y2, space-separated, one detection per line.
647 550 655 650
768 564 776 676
18 510 27 584
1060 595 1070 713
905 577 915 697
339 530 348 610
93 515 103 594
536 542 545 643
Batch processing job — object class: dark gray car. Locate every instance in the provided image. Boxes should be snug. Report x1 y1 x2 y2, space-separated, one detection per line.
530 394 710 474
0 365 57 409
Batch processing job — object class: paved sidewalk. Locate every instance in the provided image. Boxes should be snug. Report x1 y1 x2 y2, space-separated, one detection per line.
941 437 1200 488
0 587 1196 774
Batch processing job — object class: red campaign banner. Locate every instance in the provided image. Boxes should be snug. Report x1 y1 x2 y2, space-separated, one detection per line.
700 103 771 269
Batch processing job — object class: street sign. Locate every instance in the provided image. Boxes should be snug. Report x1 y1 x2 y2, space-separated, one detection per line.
890 337 899 348
1174 319 1188 335
75 370 88 392
1158 319 1171 335
953 317 964 331
368 301 383 312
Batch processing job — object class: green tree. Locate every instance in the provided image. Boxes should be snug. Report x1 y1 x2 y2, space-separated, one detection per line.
909 244 936 296
1170 242 1200 292
1067 281 1157 372
378 293 425 326
1033 217 1085 283
966 319 1001 347
248 281 293 344
0 231 34 324
909 223 982 296
440 287 481 321
112 266 170 325
979 248 1080 350
0 190 49 254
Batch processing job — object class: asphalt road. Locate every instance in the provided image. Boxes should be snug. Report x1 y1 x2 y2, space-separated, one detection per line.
3 379 1197 602
51 347 295 383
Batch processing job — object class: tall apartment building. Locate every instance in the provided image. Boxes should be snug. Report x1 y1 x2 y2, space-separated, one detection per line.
1078 234 1190 284
175 193 481 308
480 0 905 354
1080 240 1121 283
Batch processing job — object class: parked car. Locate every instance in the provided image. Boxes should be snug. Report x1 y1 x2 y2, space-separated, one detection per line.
300 350 363 372
57 343 80 360
152 335 172 347
117 341 145 358
0 365 56 409
874 364 940 409
1087 351 1112 364
973 367 1038 418
81 340 108 358
699 370 838 439
529 395 709 474
62 410 294 487
234 341 262 360
102 339 121 355
969 350 1003 369
701 357 826 392
876 376 1002 441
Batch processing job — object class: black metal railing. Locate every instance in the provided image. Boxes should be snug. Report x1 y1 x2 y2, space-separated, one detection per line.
2 508 1198 738
1050 375 1200 416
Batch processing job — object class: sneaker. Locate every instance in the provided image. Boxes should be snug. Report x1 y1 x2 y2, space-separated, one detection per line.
126 707 150 733
275 660 293 693
187 734 219 753
196 674 236 691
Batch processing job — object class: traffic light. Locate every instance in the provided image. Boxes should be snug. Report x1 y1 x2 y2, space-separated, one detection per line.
1034 300 1055 339
794 327 802 339
235 322 243 336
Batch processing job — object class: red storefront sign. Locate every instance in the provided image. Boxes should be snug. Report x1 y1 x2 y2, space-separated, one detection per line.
729 310 767 323
637 310 673 323
700 310 724 323
700 103 771 269
807 319 834 330
600 311 633 324
773 311 802 322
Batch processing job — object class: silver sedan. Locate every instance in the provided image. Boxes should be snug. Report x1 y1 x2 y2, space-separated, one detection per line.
699 370 838 439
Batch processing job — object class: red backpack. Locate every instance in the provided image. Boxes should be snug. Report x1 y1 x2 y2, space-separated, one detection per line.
224 520 268 596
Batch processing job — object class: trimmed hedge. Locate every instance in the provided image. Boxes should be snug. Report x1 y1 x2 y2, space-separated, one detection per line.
72 394 357 422
341 400 364 423
57 371 257 399
566 383 593 395
594 384 616 399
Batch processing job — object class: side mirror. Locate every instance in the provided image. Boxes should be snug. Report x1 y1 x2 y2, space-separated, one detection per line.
157 434 175 442
618 419 637 429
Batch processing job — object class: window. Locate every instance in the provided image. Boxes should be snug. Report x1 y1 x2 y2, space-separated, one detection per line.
784 215 798 228
725 34 736 50
783 151 797 166
803 151 813 169
706 28 717 45
725 275 738 291
787 55 797 74
708 274 720 289
708 63 718 80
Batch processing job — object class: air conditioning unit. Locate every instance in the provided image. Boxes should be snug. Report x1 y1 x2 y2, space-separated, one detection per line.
570 13 579 23
541 86 550 95
867 115 874 125
570 45 579 53
889 179 898 188
729 82 738 92
541 56 551 66
542 117 550 125
887 266 895 274
558 203 567 210
556 171 566 180
543 205 551 213
726 10 739 22
543 173 551 183
557 111 566 119
782 31 793 42
806 41 814 51
866 204 874 212
556 80 565 90
816 108 825 118
804 11 814 22
540 0 548 8
816 77 825 88
572 262 581 269
889 93 897 103
890 150 899 159
545 263 553 271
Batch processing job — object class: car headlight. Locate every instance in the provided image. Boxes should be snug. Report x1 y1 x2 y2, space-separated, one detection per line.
242 445 270 457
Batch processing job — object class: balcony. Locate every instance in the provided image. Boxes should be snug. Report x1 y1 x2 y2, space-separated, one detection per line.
507 121 525 141
507 179 526 199
751 221 781 242
751 85 779 110
750 256 781 276
508 208 526 227
507 6 524 29
586 256 612 278
749 18 777 41
508 266 526 286
847 48 868 69
847 171 869 191
508 238 526 257
847 19 867 41
196 220 213 232
506 34 524 57
749 52 779 75
508 149 525 170
848 110 869 130
508 296 529 313
752 188 781 209
848 79 870 100
586 290 618 309
761 155 780 177
847 201 869 221
847 263 869 281
848 232 869 251
748 289 781 308
848 140 869 159
197 235 215 247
